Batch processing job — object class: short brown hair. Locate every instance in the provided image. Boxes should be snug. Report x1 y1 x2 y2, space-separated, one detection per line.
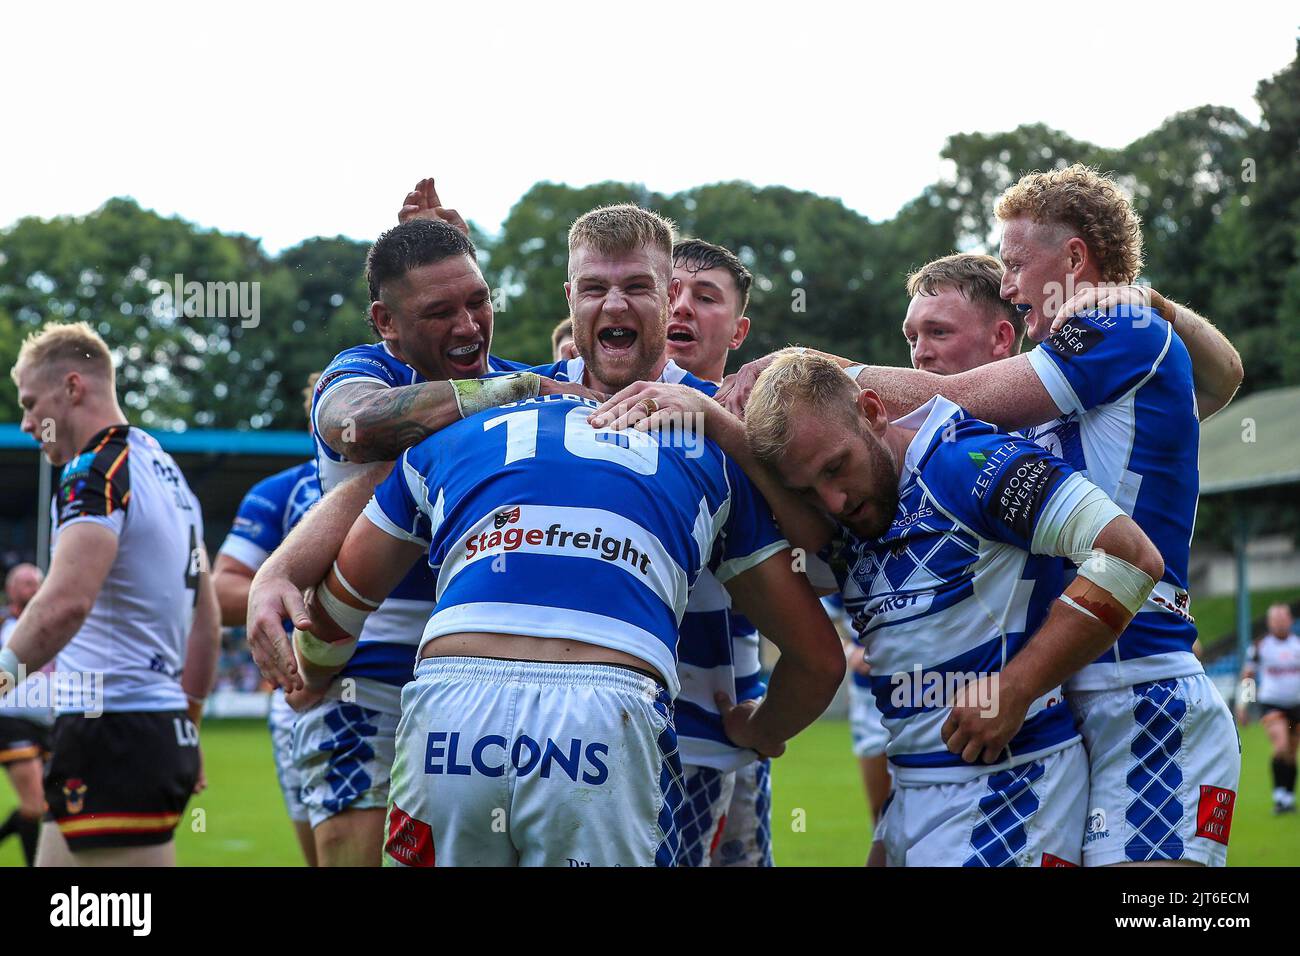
995 164 1143 284
673 239 753 316
907 253 1024 339
303 371 321 420
550 318 573 352
12 321 114 385
745 350 858 465
567 204 675 281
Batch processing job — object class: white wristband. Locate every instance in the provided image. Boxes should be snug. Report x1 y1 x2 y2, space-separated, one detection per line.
332 562 380 609
452 373 542 419
293 628 359 669
844 364 867 382
314 582 373 639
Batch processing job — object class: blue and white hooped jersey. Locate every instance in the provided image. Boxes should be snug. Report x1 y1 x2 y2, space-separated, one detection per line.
507 357 780 770
310 341 525 712
365 393 788 698
1025 305 1201 690
834 397 1090 787
218 459 320 577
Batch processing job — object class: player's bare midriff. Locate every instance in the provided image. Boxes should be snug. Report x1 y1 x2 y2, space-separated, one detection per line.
422 632 662 684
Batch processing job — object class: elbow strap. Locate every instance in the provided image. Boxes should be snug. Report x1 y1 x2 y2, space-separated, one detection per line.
314 576 375 640
1060 552 1156 636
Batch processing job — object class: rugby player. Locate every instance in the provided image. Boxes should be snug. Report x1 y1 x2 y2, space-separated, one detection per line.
527 222 834 868
294 390 840 866
743 351 1164 866
1240 604 1300 813
3 322 220 866
213 373 322 865
0 563 49 864
247 213 546 867
902 253 1025 375
725 165 1245 865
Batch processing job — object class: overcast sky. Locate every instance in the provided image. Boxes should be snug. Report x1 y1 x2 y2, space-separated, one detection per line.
5 1 1296 253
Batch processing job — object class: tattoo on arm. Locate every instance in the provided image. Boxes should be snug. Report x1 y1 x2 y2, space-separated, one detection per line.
321 381 458 462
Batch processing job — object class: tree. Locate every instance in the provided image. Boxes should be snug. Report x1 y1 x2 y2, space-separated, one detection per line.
932 124 1114 250
0 201 373 430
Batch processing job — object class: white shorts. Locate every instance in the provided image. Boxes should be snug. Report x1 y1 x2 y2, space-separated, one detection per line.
293 699 398 829
268 689 307 824
676 765 736 867
849 681 889 758
385 657 683 867
1069 673 1241 867
875 742 1088 867
712 757 774 867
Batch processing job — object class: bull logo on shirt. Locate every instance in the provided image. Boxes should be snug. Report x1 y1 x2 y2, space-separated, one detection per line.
63 778 88 815
494 506 521 529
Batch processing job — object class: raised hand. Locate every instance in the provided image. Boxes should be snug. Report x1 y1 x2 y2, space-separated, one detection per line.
397 177 470 236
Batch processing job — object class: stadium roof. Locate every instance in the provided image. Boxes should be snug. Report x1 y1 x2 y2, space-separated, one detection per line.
1200 385 1300 495
0 424 316 562
0 423 312 457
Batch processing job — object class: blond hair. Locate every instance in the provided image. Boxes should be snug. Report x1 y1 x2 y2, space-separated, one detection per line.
11 321 114 385
745 351 859 465
995 164 1143 284
567 204 676 280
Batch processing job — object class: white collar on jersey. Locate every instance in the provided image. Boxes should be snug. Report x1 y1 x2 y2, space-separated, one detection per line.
563 356 690 386
894 395 964 484
380 340 423 383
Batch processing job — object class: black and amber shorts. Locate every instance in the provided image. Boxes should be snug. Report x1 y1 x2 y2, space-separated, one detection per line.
0 716 50 765
44 711 200 851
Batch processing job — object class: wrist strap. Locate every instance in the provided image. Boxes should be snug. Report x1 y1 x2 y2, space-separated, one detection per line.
452 373 541 419
294 627 359 668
